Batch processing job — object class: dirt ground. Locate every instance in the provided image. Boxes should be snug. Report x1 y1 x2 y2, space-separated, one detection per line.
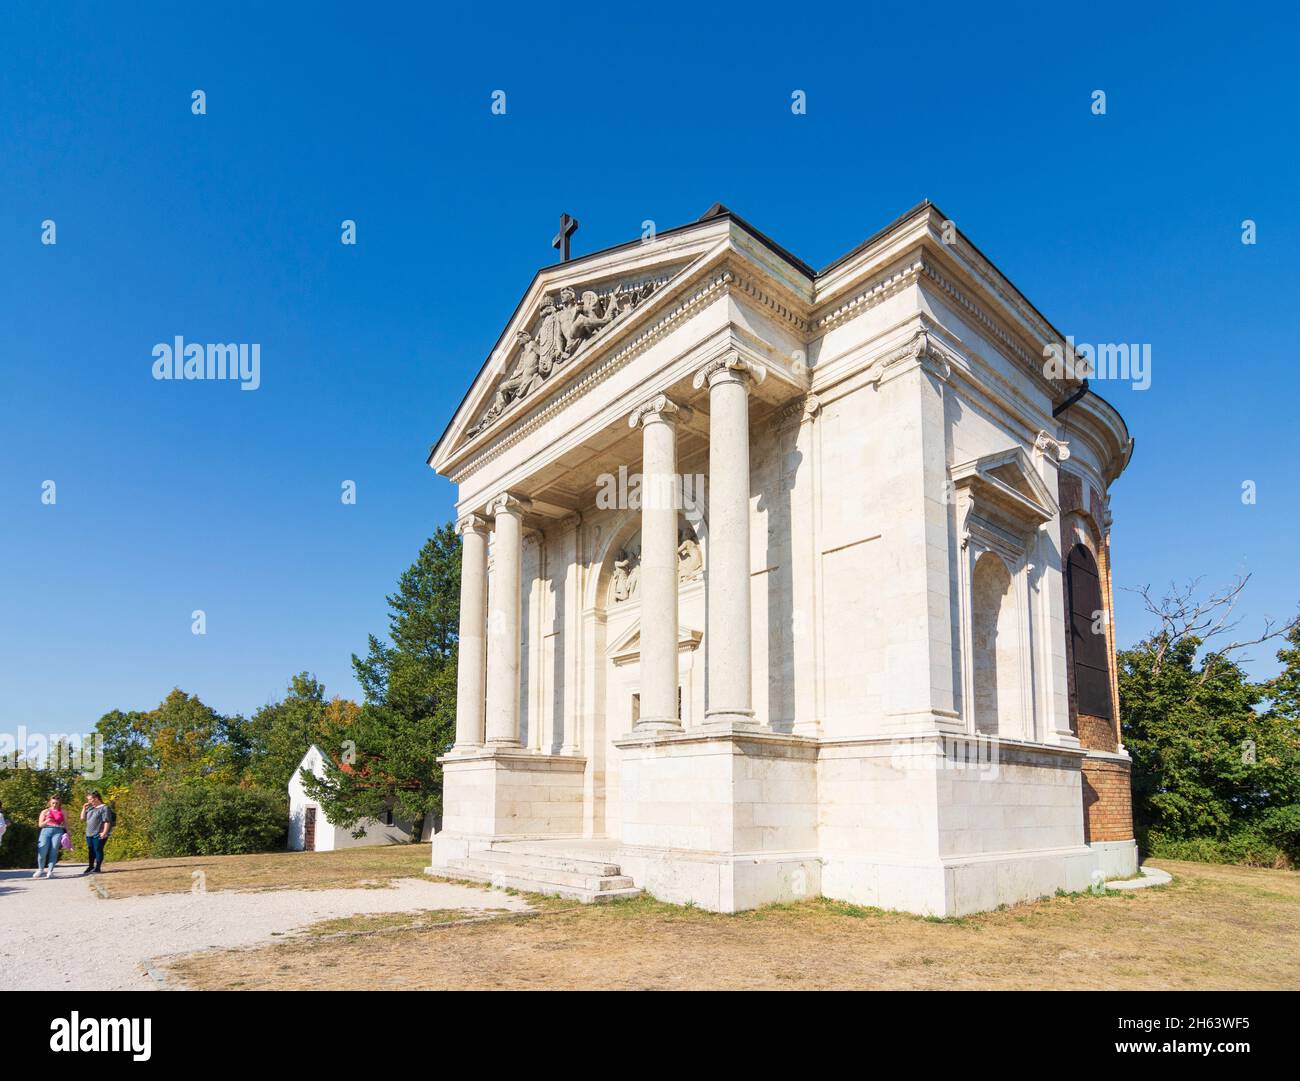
165 858 1300 990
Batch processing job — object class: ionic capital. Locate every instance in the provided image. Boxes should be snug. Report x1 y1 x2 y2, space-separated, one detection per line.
691 351 767 392
486 491 533 518
456 513 491 537
628 394 687 429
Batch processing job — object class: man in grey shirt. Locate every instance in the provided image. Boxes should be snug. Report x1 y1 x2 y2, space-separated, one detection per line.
80 791 114 875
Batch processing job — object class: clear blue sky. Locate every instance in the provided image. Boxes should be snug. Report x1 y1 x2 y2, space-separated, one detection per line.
2 2 1297 730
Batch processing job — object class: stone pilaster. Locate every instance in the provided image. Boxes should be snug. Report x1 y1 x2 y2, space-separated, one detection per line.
629 395 684 731
453 513 491 752
1033 431 1079 747
484 492 531 747
874 330 962 735
693 352 765 729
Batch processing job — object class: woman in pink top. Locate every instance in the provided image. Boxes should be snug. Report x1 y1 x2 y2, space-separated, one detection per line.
34 796 67 878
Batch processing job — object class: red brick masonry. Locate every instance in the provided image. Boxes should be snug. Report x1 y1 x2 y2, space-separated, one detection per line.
1081 755 1134 843
1077 712 1118 754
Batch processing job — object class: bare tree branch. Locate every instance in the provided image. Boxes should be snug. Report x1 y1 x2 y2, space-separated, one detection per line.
1122 574 1300 681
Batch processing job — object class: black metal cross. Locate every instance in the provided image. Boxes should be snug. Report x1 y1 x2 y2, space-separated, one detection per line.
552 213 579 262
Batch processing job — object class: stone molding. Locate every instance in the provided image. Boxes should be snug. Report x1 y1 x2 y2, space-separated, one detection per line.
813 258 925 333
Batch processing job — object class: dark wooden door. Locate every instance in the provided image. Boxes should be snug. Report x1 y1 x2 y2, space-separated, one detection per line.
304 806 317 851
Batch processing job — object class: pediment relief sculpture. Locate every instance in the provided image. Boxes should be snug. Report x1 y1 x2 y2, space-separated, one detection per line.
609 523 703 605
468 276 668 437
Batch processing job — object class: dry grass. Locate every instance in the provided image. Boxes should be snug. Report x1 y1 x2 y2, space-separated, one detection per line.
165 859 1300 990
88 844 432 899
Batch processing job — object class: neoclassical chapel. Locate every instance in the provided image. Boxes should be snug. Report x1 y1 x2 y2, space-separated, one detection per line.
426 202 1135 915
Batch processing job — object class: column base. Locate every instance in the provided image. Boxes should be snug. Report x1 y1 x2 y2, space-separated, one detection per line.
634 718 682 734
702 709 763 732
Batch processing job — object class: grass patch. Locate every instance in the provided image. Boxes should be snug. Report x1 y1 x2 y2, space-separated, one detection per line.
163 858 1300 990
89 844 433 899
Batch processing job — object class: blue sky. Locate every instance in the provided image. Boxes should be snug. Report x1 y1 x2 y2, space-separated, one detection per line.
2 2 1297 729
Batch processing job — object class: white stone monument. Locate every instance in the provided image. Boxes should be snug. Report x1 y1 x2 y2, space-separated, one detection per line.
426 203 1136 915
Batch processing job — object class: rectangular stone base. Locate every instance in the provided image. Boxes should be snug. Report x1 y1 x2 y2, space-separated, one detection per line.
438 748 585 839
613 846 822 912
620 843 1105 915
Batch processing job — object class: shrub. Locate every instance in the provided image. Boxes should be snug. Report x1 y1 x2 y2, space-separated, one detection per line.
1147 826 1295 870
0 821 40 869
151 784 287 857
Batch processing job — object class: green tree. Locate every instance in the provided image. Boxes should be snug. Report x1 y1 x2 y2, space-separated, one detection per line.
303 525 461 838
245 673 358 791
148 689 250 784
1120 577 1300 865
93 709 157 787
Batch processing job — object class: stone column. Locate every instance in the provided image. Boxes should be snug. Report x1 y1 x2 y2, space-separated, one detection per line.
453 513 490 752
629 395 684 731
485 492 531 747
693 353 765 728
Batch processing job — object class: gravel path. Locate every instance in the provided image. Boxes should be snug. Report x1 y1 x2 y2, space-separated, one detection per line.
0 863 528 990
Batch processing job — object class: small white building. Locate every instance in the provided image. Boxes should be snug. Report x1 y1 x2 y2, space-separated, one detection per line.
287 744 414 851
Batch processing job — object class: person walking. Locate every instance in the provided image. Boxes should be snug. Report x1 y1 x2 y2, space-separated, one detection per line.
34 796 67 878
80 791 115 875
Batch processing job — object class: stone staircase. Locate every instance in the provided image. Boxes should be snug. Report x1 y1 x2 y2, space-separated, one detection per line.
443 846 641 903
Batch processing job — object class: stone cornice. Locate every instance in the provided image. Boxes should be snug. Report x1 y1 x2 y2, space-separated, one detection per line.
729 271 811 336
813 257 925 333
441 242 1092 487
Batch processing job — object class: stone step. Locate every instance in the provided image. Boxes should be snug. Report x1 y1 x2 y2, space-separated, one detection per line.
459 857 634 892
445 855 641 904
477 848 622 877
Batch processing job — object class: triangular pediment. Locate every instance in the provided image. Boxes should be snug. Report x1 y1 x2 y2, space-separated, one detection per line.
608 622 703 665
950 446 1058 531
430 222 735 470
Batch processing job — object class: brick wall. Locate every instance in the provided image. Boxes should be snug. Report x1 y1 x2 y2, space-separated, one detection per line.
1077 712 1118 753
1081 756 1133 842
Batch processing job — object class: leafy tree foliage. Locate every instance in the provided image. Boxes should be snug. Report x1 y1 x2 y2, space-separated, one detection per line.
245 673 358 791
302 525 461 837
1120 592 1300 867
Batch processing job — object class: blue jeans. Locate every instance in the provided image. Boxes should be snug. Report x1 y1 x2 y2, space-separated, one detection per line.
86 833 106 870
37 826 63 869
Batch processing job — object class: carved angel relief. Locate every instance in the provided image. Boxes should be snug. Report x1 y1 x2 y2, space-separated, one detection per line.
468 277 667 436
609 523 703 605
